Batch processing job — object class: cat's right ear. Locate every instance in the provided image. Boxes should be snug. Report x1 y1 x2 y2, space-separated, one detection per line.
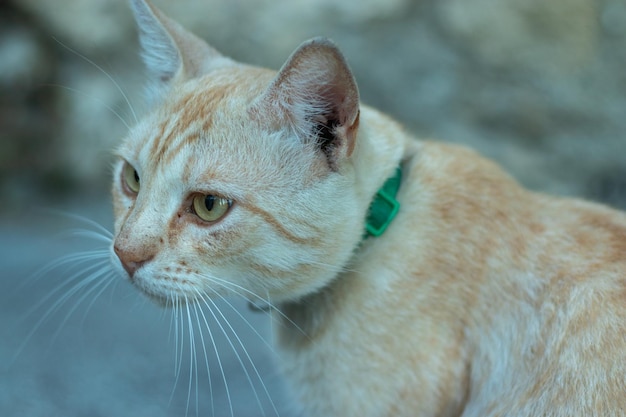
130 0 233 103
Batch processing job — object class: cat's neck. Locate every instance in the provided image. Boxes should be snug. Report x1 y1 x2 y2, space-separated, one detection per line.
276 105 419 345
350 106 416 209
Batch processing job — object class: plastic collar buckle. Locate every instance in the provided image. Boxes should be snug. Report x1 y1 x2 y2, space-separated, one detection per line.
364 166 402 238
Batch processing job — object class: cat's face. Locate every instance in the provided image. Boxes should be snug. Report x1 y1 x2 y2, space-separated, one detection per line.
111 1 363 306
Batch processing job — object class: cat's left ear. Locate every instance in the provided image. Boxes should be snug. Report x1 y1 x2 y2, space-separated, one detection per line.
251 38 360 166
130 0 233 102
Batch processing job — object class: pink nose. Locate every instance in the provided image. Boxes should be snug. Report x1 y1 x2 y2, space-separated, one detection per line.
113 245 153 278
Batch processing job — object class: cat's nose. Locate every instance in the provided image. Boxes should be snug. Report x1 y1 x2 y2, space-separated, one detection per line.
113 245 153 278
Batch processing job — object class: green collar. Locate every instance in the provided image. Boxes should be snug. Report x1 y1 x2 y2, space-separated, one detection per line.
365 165 402 237
249 165 402 314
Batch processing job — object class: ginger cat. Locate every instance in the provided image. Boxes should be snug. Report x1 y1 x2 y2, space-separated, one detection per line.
112 0 626 415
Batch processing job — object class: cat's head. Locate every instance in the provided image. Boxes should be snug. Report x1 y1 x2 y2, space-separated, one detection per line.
111 0 366 305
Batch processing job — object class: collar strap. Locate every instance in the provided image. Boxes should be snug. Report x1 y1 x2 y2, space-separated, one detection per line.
365 165 402 237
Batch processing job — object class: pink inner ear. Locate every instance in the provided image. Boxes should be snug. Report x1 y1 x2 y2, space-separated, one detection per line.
252 38 360 162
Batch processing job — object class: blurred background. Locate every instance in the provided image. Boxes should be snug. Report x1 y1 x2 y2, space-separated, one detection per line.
1 0 625 415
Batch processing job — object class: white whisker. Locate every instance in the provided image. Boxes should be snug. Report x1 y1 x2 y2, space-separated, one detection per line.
63 228 114 244
193 297 234 417
25 260 107 316
266 289 276 344
184 296 196 417
169 298 184 408
198 273 308 339
45 84 132 131
14 233 113 363
168 299 177 345
16 258 110 343
18 249 111 293
192 302 215 416
198 291 280 417
41 210 115 238
193 279 275 356
79 272 117 328
53 37 138 124
49 270 116 347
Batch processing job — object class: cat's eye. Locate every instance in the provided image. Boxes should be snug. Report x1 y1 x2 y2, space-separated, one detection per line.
192 194 232 222
122 162 140 194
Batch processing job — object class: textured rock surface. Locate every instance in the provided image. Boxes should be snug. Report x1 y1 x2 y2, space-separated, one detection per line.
437 0 599 73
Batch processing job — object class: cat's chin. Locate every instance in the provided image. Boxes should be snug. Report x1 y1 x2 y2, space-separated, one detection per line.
127 277 188 308
136 286 194 308
141 291 171 307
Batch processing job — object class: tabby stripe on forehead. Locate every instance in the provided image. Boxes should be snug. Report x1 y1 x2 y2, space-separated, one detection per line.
181 157 195 183
149 118 178 166
153 124 180 166
147 120 169 160
243 203 312 245
152 116 200 167
161 133 201 167
152 89 227 166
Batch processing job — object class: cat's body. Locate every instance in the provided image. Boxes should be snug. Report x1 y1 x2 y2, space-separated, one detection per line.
111 1 626 415
279 140 626 416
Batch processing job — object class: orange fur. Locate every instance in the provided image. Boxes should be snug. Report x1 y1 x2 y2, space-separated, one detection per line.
110 1 626 415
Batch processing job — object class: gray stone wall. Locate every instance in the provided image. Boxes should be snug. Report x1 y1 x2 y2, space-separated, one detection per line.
2 0 625 210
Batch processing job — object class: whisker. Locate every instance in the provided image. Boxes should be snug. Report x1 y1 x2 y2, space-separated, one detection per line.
16 219 112 292
79 272 118 328
44 84 132 131
184 296 196 417
169 299 184 409
198 274 308 339
12 258 111 363
18 249 111 292
176 298 185 381
39 210 115 239
198 283 276 356
198 291 280 417
48 270 116 348
19 258 109 323
107 274 123 306
21 257 110 318
193 297 234 417
266 289 276 345
168 298 177 346
62 228 113 244
11 211 114 337
53 37 138 124
192 303 215 416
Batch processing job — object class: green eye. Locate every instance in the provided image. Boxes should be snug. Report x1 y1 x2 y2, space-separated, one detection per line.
123 162 140 193
192 194 232 222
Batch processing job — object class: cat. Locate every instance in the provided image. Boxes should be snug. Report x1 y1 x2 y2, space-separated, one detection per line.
110 0 626 415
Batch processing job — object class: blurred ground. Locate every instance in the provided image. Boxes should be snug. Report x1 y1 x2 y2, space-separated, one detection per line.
1 0 626 416
0 202 295 417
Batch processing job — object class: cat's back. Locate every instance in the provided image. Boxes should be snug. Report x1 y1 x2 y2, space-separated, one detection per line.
404 140 626 278
405 140 626 329
401 141 626 415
